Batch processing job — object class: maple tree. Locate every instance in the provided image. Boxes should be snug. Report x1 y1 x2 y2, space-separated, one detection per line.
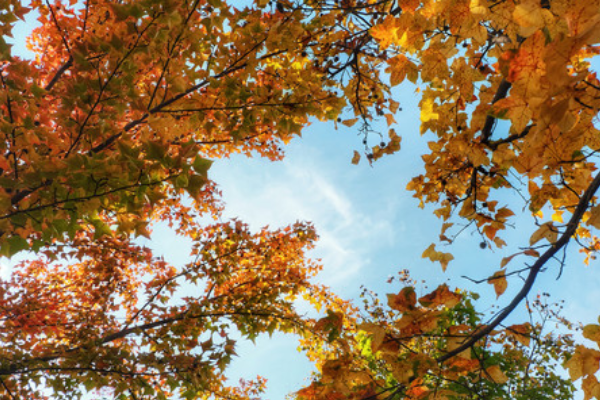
297 275 577 400
2 0 600 398
0 0 359 398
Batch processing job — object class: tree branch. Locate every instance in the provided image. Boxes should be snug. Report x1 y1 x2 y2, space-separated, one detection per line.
437 170 600 362
0 310 295 376
44 56 73 91
480 78 511 143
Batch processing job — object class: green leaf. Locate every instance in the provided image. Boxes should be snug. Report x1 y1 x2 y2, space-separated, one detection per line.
144 140 166 161
185 174 207 199
175 173 189 188
192 157 213 177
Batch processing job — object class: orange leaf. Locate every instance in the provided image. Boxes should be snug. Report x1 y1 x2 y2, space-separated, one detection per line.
384 113 397 126
418 284 462 308
500 254 516 268
341 118 359 127
524 249 540 257
488 270 507 298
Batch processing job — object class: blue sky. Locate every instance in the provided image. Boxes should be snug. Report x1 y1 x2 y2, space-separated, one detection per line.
4 5 600 400
199 80 600 398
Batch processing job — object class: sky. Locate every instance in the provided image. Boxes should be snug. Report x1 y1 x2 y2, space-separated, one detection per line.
204 91 600 398
4 4 600 400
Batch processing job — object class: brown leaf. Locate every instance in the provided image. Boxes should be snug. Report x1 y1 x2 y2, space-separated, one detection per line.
387 287 417 312
485 365 509 384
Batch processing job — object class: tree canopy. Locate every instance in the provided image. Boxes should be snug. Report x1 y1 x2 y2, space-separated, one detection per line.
1 0 600 399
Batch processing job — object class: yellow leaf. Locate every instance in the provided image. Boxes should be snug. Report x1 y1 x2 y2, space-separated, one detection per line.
488 270 507 298
583 324 600 344
370 16 398 48
387 54 418 86
422 243 436 259
582 375 600 400
389 98 400 113
552 211 564 223
491 96 532 134
321 359 347 380
565 345 600 381
469 0 488 15
389 360 415 383
557 110 579 133
421 98 439 123
493 237 507 248
496 207 515 220
359 322 386 352
429 389 457 400
438 253 454 272
513 0 545 28
422 243 454 271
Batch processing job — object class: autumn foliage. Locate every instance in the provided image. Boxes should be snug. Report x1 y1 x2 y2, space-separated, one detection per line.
1 0 600 398
298 278 576 400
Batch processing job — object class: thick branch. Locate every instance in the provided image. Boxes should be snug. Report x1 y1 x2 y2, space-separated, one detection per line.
44 56 73 91
437 170 600 362
480 78 511 143
487 124 532 150
3 174 174 221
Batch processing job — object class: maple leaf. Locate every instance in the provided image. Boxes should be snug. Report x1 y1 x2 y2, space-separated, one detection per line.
3 0 600 398
422 244 454 271
506 323 532 346
530 222 558 245
488 270 508 298
565 345 600 381
583 324 600 344
387 286 417 312
582 375 600 400
418 284 462 308
485 365 509 384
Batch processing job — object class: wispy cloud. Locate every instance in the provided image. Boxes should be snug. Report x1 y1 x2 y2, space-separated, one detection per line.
210 153 397 291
